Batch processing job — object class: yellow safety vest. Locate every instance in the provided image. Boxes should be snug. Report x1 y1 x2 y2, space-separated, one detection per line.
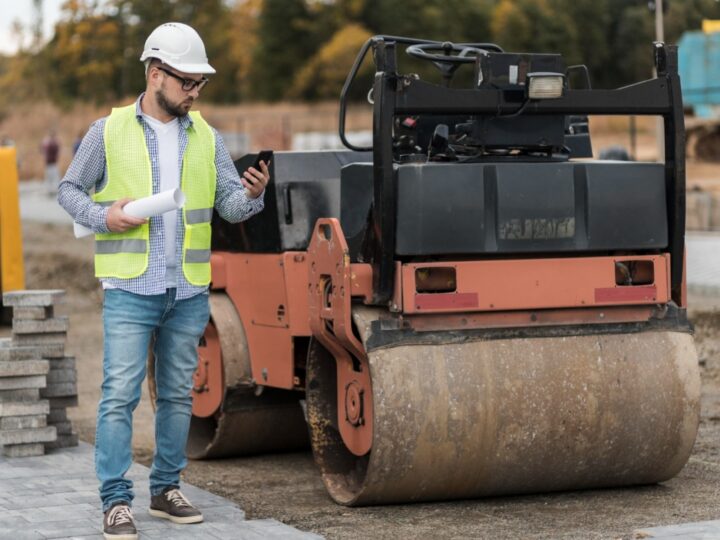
93 104 216 286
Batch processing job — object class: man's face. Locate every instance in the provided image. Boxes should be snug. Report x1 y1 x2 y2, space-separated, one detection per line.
151 65 207 118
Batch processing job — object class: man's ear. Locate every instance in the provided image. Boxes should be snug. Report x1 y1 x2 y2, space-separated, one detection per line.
147 67 162 89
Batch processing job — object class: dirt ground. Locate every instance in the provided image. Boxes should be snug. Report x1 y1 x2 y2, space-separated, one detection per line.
12 218 720 540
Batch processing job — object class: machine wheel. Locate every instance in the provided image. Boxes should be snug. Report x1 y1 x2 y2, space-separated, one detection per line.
306 306 700 506
148 292 309 459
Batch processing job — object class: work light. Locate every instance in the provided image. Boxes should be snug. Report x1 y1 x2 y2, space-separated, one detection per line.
526 72 565 99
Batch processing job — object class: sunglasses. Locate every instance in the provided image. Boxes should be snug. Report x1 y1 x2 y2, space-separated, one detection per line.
156 66 209 92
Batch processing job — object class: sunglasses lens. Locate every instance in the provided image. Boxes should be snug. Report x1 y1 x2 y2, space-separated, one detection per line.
182 79 208 92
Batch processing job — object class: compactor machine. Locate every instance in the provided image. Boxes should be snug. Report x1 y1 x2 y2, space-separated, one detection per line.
182 37 700 505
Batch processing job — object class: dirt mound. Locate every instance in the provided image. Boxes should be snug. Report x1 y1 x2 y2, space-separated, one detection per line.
20 222 99 300
24 250 100 303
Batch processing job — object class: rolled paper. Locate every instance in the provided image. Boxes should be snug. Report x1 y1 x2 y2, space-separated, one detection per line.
73 188 186 238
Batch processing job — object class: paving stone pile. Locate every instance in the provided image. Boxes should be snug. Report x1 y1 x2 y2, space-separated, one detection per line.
0 289 79 456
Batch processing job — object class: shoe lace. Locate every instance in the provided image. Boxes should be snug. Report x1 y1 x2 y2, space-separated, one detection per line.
108 504 133 526
166 489 192 509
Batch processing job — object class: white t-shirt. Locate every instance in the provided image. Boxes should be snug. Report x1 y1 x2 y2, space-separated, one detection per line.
142 113 180 288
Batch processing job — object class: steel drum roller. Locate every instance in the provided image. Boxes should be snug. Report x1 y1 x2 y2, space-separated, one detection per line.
307 308 700 505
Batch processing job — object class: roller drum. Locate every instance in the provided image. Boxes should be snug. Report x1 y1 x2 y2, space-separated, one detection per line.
187 389 309 459
307 326 700 505
186 292 310 459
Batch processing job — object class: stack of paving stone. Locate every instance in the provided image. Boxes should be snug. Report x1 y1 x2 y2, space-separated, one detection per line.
0 289 79 456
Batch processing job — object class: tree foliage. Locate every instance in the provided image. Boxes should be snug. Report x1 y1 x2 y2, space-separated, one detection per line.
1 0 719 108
289 23 374 101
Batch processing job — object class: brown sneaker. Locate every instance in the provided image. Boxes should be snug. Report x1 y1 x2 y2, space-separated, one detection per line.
103 501 137 540
149 487 203 524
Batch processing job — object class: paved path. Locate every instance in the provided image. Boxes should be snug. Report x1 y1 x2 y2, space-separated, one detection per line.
19 181 72 225
635 519 720 539
0 442 322 540
686 233 720 295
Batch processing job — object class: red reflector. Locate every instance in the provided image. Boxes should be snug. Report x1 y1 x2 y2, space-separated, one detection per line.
415 292 479 310
594 286 657 303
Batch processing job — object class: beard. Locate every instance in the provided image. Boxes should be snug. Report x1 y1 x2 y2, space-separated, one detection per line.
155 83 193 117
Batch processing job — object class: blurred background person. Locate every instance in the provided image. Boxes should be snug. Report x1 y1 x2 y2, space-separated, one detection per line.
41 129 60 195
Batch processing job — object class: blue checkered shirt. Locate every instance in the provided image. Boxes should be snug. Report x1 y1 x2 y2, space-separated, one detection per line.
57 95 264 300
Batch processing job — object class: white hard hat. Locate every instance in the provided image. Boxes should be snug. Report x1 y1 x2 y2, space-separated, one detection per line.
140 22 216 75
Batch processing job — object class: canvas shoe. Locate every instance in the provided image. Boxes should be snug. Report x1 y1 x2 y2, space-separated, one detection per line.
149 486 203 524
103 501 137 540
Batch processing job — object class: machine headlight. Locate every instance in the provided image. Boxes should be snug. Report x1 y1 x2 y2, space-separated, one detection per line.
526 72 565 99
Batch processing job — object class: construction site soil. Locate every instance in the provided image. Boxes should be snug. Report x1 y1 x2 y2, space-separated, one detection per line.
17 221 720 539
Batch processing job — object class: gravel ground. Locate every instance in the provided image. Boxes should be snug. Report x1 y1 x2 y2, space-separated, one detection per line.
16 219 720 540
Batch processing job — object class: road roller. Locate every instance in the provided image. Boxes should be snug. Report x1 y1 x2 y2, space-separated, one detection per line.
186 36 700 505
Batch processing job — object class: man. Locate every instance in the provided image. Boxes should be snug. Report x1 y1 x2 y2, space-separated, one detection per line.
58 22 270 540
42 129 60 194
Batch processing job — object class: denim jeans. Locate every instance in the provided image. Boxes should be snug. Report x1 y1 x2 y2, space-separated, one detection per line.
96 288 209 511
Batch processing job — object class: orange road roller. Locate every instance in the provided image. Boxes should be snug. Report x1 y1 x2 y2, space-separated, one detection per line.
180 37 700 505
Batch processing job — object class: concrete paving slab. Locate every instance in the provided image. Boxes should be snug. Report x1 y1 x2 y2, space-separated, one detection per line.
13 306 54 321
13 317 70 335
0 441 323 539
2 289 66 308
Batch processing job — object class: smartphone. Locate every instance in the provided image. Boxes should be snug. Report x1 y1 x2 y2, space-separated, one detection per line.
252 150 273 170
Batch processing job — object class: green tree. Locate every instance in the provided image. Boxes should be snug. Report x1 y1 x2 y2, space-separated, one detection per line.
4 0 720 106
666 0 720 43
45 1 124 104
228 0 263 101
289 23 374 100
491 0 578 61
249 0 318 100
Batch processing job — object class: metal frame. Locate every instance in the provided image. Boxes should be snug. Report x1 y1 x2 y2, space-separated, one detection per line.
344 38 686 306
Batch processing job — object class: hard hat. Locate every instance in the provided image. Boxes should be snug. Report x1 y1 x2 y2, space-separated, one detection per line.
140 22 216 75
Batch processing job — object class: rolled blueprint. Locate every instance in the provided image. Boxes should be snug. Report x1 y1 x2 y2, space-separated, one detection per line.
73 188 186 238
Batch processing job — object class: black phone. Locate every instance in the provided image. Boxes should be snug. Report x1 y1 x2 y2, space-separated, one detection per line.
252 150 273 170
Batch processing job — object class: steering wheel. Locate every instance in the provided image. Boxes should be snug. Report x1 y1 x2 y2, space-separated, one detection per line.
406 42 489 82
407 42 487 63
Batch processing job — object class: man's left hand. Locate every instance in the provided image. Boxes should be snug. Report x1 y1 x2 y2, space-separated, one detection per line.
242 160 270 199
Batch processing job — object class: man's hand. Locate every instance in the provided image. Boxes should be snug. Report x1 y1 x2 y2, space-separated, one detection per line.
241 160 270 199
106 198 147 233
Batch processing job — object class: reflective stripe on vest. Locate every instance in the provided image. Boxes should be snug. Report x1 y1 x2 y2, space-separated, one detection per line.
185 249 211 263
185 207 213 224
96 239 148 254
94 104 216 285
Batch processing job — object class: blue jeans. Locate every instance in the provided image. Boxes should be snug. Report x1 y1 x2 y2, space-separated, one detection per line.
96 288 209 511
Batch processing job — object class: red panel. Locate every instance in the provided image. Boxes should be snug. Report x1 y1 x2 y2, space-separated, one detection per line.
210 253 227 289
595 286 657 303
220 252 295 389
402 254 671 314
283 252 311 336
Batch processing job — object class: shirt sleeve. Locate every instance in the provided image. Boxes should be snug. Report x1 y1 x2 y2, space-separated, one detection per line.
212 128 265 223
56 119 110 234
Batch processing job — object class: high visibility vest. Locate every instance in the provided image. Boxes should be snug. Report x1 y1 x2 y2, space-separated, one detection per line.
93 104 216 286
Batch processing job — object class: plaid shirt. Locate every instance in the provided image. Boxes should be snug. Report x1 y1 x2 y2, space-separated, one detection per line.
58 95 264 299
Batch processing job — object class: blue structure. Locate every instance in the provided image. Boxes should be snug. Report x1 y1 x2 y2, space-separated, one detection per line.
678 30 720 118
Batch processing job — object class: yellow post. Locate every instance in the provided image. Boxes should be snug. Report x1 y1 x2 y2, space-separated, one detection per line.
0 146 25 293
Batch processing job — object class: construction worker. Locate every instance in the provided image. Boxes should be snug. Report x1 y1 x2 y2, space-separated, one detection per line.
57 22 270 540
